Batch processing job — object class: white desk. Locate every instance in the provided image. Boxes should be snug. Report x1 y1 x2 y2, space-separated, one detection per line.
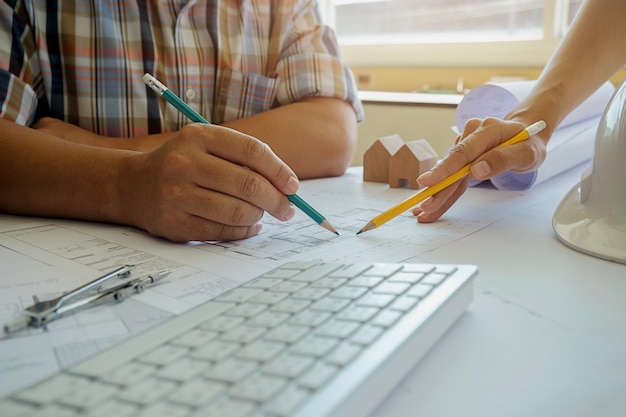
1 165 625 416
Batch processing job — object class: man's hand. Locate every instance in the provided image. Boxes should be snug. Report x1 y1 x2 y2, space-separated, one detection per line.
117 124 299 242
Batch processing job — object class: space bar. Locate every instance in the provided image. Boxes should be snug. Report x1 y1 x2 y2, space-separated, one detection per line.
70 300 234 377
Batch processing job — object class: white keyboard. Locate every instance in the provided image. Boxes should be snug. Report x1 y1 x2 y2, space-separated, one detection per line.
0 261 477 417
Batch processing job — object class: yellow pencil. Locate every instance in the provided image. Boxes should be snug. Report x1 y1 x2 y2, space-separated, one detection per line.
357 120 546 235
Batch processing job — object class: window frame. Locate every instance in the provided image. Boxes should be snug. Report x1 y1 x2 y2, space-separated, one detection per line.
319 0 572 67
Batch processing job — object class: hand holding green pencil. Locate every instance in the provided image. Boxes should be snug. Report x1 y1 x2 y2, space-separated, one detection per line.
143 73 338 235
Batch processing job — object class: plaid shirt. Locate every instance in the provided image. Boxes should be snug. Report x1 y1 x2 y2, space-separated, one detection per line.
0 0 363 137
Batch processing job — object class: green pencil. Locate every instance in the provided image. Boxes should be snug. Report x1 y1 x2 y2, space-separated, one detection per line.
286 194 338 235
143 73 339 235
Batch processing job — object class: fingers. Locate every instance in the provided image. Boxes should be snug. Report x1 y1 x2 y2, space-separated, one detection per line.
413 117 547 223
118 124 302 242
411 176 470 223
186 124 301 221
420 118 547 186
191 124 299 195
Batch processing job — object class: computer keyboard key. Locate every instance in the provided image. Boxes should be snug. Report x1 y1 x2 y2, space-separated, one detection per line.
226 302 268 318
401 264 436 274
245 276 285 289
99 361 157 385
247 310 291 327
0 400 36 417
387 271 426 284
248 291 289 305
135 402 190 417
217 287 263 303
15 374 89 404
328 263 372 278
291 335 339 357
346 276 384 287
355 293 394 308
138 344 189 366
263 353 315 378
264 323 310 343
326 343 362 366
310 297 350 312
206 358 258 383
406 283 434 298
390 293 421 311
236 340 286 362
315 320 360 339
289 263 344 282
292 287 331 301
87 400 138 417
298 362 339 389
117 378 177 405
156 358 210 382
264 385 310 416
169 379 226 407
27 404 79 417
351 324 384 345
289 310 331 327
372 281 411 295
336 305 379 322
190 340 241 362
170 328 218 348
421 272 449 286
230 374 288 402
200 314 244 332
220 324 267 343
202 398 255 417
310 277 348 289
328 285 368 300
363 263 403 277
370 309 402 327
57 381 118 408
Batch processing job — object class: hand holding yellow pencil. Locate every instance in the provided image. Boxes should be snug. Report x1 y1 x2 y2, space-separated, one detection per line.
357 120 546 234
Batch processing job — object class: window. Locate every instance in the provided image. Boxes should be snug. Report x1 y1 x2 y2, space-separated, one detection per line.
320 0 584 67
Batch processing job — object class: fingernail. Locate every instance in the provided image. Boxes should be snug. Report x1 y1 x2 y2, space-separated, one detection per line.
285 205 296 220
471 160 491 179
286 176 299 194
253 223 263 234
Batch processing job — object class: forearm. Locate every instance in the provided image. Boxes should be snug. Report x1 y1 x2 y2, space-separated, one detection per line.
0 119 132 223
509 0 626 138
223 97 358 179
33 117 174 151
33 97 359 180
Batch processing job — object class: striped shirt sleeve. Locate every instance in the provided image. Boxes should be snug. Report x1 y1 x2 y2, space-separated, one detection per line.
0 2 41 126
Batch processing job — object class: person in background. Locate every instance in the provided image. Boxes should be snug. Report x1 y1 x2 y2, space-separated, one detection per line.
0 1 363 242
413 0 626 223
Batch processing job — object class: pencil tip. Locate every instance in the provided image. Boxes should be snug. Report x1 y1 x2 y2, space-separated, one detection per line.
357 221 376 235
321 220 339 235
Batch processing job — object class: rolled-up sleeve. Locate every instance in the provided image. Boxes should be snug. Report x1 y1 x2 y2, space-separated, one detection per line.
0 2 41 126
274 0 364 122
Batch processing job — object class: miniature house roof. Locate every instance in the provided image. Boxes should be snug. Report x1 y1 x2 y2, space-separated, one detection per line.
363 134 405 183
388 139 438 189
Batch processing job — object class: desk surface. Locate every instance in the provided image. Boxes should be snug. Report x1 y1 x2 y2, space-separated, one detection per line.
1 165 625 416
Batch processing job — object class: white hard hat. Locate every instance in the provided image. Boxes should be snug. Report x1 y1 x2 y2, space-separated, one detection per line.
553 79 626 264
